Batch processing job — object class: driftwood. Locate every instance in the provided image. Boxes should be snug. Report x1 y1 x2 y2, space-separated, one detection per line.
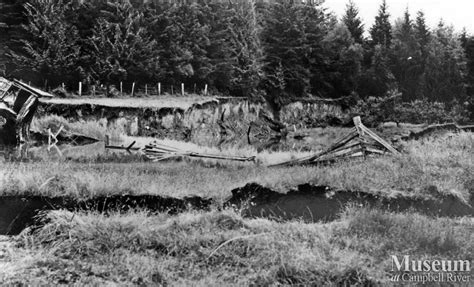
269 116 400 167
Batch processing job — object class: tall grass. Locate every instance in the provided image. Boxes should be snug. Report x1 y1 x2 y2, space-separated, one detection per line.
8 207 472 285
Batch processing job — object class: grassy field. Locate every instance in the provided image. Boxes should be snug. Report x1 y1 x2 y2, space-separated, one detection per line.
1 207 472 285
0 128 472 284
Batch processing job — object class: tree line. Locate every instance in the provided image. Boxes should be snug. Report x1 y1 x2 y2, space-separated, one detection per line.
0 0 473 120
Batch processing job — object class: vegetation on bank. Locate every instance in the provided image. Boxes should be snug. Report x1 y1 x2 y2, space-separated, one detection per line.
1 0 473 121
1 206 471 285
0 132 472 201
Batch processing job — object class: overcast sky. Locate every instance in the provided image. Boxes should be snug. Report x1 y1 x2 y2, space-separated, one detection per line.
323 0 474 34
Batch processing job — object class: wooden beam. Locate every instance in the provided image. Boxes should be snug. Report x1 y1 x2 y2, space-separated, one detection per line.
360 125 400 155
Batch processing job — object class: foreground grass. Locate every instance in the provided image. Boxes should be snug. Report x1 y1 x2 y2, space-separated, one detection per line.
1 207 472 285
0 132 472 201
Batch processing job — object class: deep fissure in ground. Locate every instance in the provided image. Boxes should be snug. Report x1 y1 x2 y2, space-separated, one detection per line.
1 183 473 235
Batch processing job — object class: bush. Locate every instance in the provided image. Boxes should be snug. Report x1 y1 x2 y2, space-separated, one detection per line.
352 90 471 126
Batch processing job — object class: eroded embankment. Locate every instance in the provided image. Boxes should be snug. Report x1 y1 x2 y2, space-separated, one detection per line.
37 98 261 140
1 183 472 235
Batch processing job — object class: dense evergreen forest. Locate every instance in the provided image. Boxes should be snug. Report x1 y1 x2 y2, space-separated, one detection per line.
0 0 473 121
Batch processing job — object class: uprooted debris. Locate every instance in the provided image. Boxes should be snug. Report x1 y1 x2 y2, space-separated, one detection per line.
401 123 474 140
269 116 401 167
106 116 401 166
0 77 53 145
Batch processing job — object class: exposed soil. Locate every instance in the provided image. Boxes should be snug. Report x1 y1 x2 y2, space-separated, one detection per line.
1 183 472 235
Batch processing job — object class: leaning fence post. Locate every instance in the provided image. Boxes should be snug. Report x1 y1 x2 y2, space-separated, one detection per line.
158 83 161 96
204 84 208 96
92 85 96 97
78 82 82 97
181 83 185 96
353 116 364 137
131 82 135 97
120 82 123 96
145 84 148 96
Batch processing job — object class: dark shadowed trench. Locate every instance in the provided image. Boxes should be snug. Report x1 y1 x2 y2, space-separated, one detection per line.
1 183 473 235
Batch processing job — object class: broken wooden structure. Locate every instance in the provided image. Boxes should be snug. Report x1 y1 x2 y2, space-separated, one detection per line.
144 142 256 162
0 77 53 144
105 139 256 162
269 116 400 167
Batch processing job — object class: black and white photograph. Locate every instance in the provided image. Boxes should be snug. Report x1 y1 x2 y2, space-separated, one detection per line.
0 0 472 285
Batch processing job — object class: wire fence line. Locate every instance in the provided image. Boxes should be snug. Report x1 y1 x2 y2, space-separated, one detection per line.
31 80 210 97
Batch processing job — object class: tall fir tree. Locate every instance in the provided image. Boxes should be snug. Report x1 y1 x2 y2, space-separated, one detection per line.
390 9 421 101
150 2 211 88
342 0 364 44
424 22 467 102
412 10 431 99
260 0 330 118
323 23 363 98
370 0 392 49
88 1 160 95
0 0 29 75
9 0 83 88
414 11 430 50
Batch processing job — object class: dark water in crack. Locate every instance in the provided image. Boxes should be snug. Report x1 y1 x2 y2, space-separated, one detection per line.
226 183 474 222
0 195 212 235
2 183 472 235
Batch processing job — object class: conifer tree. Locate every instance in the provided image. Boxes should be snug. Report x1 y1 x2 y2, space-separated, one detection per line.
9 0 83 87
414 11 430 50
260 0 330 118
323 23 363 98
424 23 467 102
460 30 474 101
370 0 392 49
88 1 160 95
390 9 420 101
342 0 364 44
0 0 30 75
